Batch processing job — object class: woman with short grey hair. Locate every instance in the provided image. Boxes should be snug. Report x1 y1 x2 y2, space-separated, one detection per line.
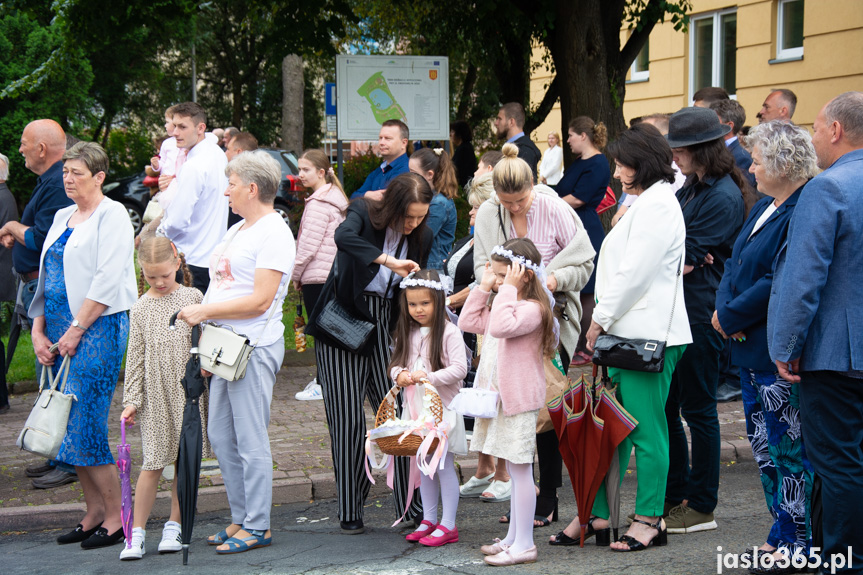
177 149 296 554
713 120 818 570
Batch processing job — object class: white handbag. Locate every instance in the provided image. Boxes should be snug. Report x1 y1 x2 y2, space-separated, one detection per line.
447 387 500 419
193 228 290 381
17 349 75 459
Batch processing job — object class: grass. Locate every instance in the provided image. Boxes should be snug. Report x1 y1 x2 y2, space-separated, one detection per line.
3 283 312 385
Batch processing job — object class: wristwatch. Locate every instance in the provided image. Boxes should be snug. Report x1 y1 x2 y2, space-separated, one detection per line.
445 297 452 307
71 318 87 331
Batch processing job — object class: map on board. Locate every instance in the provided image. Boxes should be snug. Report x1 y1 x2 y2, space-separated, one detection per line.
336 55 449 141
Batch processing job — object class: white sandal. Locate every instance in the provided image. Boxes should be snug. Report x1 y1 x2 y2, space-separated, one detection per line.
479 479 512 502
459 472 495 498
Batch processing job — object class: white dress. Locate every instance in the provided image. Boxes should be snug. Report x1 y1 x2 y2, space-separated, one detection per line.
403 327 468 455
468 334 538 464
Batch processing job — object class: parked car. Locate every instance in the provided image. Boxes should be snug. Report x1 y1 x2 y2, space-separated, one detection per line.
260 148 305 235
103 172 150 235
105 149 306 237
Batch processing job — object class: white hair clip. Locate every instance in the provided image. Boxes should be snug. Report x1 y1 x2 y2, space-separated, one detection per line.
399 273 453 294
433 148 444 156
490 245 542 275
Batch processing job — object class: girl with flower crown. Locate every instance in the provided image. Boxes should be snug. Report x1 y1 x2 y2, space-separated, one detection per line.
409 148 458 271
459 237 559 566
389 269 468 547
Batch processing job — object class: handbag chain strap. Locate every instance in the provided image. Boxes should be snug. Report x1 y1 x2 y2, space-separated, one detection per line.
202 224 290 348
664 255 683 343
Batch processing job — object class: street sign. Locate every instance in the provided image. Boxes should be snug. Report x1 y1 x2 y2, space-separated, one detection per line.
326 115 337 133
325 82 337 116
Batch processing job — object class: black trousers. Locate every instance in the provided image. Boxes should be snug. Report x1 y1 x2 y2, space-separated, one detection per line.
188 265 210 295
314 294 421 523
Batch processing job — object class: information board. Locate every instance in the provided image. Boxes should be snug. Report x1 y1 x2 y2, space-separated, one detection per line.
335 55 449 141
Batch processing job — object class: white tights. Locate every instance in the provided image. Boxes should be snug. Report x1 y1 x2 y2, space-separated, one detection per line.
501 460 536 553
412 453 460 537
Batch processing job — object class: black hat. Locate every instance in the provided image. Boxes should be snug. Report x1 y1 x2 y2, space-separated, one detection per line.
665 107 732 148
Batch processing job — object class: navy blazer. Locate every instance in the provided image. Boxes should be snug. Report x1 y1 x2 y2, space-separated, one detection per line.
306 199 432 356
728 138 757 188
769 149 863 371
716 189 801 372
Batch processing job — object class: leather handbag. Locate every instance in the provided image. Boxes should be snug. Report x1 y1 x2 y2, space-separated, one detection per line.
17 348 74 459
315 298 375 353
315 236 405 353
591 256 682 373
178 228 290 381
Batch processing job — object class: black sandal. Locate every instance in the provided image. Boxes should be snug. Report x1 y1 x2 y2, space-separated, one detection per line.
549 517 611 546
612 518 667 552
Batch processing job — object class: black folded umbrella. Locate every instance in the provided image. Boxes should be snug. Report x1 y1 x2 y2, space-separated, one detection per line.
170 312 206 565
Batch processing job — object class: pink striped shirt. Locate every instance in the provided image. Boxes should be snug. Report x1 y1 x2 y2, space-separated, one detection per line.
510 191 578 265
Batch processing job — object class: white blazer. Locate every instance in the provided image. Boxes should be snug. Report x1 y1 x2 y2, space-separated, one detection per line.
29 197 138 318
593 181 692 346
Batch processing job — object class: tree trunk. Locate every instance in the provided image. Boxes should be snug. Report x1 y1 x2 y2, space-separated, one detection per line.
281 54 304 154
550 0 627 166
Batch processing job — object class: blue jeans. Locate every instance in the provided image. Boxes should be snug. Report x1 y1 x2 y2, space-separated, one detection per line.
665 322 722 513
799 371 863 573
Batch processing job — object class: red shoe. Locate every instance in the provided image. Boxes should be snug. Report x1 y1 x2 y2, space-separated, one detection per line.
405 520 436 542
419 525 459 547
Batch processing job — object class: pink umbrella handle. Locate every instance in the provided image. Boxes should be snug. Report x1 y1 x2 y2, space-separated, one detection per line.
121 417 126 444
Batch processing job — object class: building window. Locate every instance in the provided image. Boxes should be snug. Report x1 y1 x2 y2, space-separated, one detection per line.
629 39 650 82
690 9 737 98
777 0 804 59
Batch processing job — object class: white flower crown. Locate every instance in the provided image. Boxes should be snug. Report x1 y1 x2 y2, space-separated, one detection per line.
490 245 543 275
399 273 454 294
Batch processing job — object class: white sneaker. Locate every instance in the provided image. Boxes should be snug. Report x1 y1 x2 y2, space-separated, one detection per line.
119 527 145 560
157 521 182 553
295 379 322 401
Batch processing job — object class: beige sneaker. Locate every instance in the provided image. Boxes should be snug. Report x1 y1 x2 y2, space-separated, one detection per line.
664 504 718 534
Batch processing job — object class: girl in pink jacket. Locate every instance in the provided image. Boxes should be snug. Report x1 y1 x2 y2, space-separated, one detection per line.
459 238 558 567
293 149 348 315
389 269 468 548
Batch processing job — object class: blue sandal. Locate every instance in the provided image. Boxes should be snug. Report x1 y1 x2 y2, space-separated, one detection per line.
207 529 231 546
216 532 272 554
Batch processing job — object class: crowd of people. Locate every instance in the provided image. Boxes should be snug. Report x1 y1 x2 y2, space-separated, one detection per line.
1 87 861 573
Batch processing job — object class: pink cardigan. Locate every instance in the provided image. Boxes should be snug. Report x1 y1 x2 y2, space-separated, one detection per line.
389 322 468 406
459 285 546 416
291 184 348 286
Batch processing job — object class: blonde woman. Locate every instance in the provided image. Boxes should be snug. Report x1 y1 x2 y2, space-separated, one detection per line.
539 132 564 186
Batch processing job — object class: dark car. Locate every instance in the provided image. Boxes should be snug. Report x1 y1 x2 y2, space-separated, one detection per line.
260 148 306 235
103 172 150 235
105 149 305 236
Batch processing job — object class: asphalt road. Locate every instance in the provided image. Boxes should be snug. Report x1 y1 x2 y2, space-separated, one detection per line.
1 461 774 575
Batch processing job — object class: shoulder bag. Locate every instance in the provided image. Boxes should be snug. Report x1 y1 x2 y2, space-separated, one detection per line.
17 347 74 459
591 256 682 373
315 236 406 353
184 227 289 381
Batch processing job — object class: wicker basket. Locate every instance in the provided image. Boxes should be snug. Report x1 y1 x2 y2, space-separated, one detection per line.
372 383 443 456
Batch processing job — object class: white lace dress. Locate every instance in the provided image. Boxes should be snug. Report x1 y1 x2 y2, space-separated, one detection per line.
468 334 538 464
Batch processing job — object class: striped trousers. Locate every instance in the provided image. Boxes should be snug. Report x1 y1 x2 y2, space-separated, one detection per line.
315 294 422 523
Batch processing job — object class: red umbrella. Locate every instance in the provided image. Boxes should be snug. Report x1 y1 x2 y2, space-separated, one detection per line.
558 366 638 547
117 417 134 551
590 367 638 541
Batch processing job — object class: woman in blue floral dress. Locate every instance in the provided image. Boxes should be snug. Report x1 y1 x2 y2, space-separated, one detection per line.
713 122 819 574
29 142 138 549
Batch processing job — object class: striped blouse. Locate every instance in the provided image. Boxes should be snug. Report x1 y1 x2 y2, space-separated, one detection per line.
510 191 579 266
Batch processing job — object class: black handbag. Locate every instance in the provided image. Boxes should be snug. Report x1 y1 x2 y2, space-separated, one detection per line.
591 257 682 373
315 237 405 353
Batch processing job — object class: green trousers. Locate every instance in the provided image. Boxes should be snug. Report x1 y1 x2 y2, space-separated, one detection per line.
591 344 686 519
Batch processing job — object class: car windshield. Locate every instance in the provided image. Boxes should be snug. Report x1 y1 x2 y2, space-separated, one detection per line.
261 149 298 177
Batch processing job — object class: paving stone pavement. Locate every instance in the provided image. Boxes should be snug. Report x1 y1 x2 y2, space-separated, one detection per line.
0 351 751 531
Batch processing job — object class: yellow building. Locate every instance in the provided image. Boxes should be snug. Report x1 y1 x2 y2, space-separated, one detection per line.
530 0 863 150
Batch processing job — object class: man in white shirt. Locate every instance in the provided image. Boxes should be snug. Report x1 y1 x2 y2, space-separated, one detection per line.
157 102 229 293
